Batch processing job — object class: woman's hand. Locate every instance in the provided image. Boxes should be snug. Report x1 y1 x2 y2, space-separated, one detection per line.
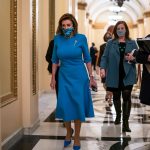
100 69 106 78
124 52 135 62
50 77 56 90
90 77 97 88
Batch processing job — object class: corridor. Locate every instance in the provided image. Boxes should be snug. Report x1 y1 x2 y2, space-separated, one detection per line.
10 76 150 150
1 0 150 150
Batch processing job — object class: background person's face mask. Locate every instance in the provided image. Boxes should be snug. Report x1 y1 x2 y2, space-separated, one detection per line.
117 29 126 37
62 27 74 38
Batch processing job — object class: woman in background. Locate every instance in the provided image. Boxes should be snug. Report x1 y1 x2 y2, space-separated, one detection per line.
100 21 138 132
98 32 113 105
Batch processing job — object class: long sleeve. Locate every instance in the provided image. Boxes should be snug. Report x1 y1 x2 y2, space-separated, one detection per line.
81 35 91 63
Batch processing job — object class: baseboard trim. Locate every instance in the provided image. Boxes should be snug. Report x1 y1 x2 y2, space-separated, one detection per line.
2 119 40 150
2 128 23 150
24 119 40 135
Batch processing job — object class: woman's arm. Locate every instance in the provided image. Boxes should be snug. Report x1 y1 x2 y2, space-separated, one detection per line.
50 64 58 89
81 35 97 87
86 62 93 77
86 62 97 87
50 37 59 89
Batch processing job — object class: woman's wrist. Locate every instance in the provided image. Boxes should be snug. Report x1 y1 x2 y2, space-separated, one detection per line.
89 74 93 77
89 74 94 80
148 55 150 62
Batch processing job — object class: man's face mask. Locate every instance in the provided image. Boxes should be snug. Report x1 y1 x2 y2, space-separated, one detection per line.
62 27 74 38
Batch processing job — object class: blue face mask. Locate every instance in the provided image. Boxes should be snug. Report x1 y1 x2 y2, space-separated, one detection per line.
62 27 74 37
117 29 126 37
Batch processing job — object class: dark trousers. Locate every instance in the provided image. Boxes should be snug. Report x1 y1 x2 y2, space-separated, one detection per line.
92 58 97 70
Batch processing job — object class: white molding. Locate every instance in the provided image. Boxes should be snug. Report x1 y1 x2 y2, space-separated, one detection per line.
24 118 40 135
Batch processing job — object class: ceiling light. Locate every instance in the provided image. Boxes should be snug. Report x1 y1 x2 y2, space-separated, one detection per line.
109 6 126 12
110 0 130 7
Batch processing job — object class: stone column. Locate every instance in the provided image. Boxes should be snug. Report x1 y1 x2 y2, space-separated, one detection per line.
137 18 144 38
132 24 138 39
78 2 87 34
38 0 50 92
21 0 39 134
143 11 150 35
88 19 93 47
70 0 78 18
55 0 70 31
85 12 90 42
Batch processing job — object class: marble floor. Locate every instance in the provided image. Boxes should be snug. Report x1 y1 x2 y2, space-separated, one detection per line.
9 75 150 150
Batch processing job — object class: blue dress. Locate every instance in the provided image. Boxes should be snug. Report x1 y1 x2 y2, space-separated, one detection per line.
52 34 94 122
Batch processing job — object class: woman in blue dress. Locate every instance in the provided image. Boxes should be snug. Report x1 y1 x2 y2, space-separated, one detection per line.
50 13 96 150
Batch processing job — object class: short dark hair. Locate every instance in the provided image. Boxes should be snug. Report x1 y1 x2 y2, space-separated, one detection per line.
92 42 95 46
56 13 78 35
113 21 130 40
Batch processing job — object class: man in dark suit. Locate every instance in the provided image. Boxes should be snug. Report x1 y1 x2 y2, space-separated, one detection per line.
135 35 150 105
90 42 98 71
127 34 150 105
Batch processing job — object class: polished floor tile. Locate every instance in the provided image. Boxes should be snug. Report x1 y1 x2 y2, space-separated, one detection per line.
9 75 150 150
32 139 116 150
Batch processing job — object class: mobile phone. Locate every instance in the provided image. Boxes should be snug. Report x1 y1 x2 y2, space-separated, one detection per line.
91 85 98 92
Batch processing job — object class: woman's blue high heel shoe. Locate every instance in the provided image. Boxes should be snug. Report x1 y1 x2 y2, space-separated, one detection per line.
64 128 74 147
73 145 80 150
64 140 71 147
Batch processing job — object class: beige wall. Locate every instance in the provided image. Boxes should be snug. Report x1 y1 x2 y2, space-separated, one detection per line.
38 0 50 93
0 0 22 143
144 17 150 35
1 101 22 140
1 0 39 146
55 0 70 32
93 29 104 50
0 107 1 150
0 0 11 97
21 0 39 130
